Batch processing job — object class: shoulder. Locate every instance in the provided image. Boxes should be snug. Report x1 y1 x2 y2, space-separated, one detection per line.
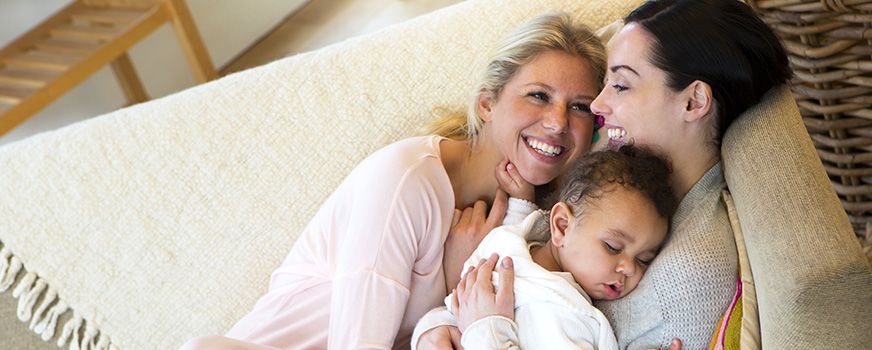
367 135 444 161
352 135 449 187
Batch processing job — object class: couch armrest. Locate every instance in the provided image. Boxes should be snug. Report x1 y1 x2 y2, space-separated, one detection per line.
722 85 872 347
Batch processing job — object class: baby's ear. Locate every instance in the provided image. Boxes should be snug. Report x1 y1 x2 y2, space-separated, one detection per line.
550 202 573 247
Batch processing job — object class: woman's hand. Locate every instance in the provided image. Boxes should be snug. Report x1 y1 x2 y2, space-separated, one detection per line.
451 253 515 332
443 190 508 293
416 325 463 350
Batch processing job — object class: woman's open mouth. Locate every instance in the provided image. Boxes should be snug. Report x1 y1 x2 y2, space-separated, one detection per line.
525 137 563 158
606 127 628 148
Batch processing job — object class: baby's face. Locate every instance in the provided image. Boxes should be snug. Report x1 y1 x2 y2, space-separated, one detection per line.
556 187 668 300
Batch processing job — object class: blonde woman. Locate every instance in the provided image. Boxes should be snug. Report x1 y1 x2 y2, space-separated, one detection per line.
180 12 607 350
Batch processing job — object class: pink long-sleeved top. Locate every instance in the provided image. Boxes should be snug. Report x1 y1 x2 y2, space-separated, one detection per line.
226 135 455 349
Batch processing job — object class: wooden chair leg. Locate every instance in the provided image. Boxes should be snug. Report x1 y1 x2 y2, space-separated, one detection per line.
110 52 149 106
165 0 218 83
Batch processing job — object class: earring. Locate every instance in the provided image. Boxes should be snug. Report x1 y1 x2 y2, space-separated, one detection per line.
592 115 605 143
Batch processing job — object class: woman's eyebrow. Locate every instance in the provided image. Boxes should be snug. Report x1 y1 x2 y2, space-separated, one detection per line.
523 82 596 100
523 82 554 91
610 65 640 76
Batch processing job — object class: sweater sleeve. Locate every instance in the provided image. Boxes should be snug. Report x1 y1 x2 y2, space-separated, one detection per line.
502 198 538 226
411 306 458 350
460 316 521 350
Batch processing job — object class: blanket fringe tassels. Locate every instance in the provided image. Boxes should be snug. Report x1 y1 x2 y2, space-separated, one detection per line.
0 245 116 350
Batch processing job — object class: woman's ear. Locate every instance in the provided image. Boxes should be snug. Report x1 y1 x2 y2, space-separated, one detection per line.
478 90 496 123
550 202 573 247
682 80 713 122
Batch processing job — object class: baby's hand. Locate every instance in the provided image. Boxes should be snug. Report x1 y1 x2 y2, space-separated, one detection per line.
495 158 534 202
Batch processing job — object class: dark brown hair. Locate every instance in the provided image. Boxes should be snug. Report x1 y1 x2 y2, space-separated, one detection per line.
559 145 678 220
626 0 791 144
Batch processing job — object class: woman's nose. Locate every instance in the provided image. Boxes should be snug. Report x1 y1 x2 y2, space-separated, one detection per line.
590 92 609 117
543 105 568 134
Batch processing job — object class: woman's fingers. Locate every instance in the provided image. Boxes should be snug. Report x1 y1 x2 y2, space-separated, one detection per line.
450 289 459 313
451 208 462 228
475 254 498 286
485 189 508 229
448 326 464 350
472 200 488 224
495 256 515 320
416 326 462 350
459 265 473 293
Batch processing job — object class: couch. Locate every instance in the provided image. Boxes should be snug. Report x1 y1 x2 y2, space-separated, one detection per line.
1 0 870 349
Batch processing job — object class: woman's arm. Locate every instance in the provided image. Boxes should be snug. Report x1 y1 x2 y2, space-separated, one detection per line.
325 145 455 349
443 190 508 293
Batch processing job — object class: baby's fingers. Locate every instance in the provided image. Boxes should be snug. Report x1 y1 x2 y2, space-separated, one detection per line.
504 162 524 184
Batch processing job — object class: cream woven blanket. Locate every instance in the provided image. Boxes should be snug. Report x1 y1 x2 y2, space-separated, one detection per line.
0 0 645 349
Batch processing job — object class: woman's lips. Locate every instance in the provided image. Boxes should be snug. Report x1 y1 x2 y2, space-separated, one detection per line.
604 124 628 147
524 136 565 164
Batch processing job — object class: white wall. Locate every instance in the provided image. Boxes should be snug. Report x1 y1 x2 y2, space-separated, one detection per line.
0 0 309 145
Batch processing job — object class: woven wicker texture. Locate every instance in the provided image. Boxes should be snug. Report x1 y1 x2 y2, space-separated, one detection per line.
749 0 872 239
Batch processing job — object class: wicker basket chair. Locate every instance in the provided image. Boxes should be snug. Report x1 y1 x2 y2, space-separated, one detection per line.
748 0 872 243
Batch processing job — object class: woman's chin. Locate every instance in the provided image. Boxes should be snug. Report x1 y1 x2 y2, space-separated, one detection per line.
519 169 556 187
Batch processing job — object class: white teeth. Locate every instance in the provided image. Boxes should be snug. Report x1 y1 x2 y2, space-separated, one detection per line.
526 138 562 157
607 128 626 140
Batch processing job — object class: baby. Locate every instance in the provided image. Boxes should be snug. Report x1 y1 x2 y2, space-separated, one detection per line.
413 145 679 349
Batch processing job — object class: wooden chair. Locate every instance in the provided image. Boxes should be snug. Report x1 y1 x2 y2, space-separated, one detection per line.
0 0 218 137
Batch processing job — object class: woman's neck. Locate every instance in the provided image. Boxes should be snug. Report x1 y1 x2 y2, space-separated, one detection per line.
440 138 502 209
669 142 720 201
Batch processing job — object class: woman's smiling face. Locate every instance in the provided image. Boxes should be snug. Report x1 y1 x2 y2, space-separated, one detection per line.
480 49 601 186
591 23 687 152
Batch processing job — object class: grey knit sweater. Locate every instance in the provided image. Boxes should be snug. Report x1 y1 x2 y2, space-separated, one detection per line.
595 163 738 350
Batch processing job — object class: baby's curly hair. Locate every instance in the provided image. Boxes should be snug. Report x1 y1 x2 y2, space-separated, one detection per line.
559 145 679 220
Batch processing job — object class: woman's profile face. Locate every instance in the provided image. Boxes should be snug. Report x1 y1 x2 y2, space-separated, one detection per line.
480 49 600 186
590 24 686 152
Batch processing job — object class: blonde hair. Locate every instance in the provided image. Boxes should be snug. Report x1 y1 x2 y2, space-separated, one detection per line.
419 12 608 146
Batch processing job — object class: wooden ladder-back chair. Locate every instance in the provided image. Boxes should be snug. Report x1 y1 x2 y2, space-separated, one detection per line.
0 0 217 137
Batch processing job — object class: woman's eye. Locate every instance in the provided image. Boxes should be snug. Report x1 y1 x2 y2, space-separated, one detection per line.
612 84 628 92
528 92 549 101
571 103 591 113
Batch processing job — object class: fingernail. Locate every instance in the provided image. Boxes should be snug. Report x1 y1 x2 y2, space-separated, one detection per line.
502 257 513 268
507 164 514 170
